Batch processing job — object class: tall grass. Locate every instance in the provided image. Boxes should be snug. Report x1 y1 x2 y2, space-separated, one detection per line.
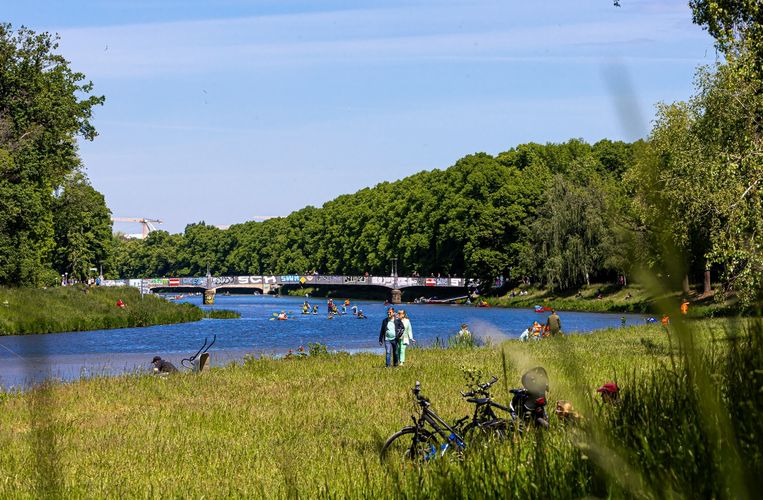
203 309 241 319
0 320 759 497
0 286 202 335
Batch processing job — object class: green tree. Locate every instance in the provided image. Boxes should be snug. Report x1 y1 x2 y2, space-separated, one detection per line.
521 161 618 290
51 173 111 281
0 24 104 285
690 0 763 74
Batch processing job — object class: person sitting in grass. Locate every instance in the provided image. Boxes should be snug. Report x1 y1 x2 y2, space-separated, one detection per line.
151 356 178 374
458 323 472 338
596 382 620 404
519 324 532 342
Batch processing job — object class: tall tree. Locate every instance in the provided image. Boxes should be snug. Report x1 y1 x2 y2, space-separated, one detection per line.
51 173 111 281
0 24 104 285
521 160 617 290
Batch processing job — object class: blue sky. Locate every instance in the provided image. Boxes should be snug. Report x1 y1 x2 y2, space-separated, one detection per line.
7 1 716 233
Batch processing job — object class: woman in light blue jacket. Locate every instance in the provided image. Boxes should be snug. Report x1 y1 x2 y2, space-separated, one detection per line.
397 310 415 365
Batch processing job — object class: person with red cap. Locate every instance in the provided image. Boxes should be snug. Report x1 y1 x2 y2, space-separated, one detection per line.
597 382 620 404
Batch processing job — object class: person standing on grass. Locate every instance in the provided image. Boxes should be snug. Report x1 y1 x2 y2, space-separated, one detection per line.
546 309 562 337
378 307 403 367
397 310 415 366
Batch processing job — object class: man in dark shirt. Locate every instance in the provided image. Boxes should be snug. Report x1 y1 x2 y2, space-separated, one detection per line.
378 307 404 367
546 309 562 337
151 356 178 374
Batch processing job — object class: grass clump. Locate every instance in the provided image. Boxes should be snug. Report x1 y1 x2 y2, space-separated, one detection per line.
203 309 241 319
0 286 203 335
0 319 760 497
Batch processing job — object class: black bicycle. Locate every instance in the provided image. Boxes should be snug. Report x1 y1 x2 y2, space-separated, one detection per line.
460 375 511 441
380 381 467 462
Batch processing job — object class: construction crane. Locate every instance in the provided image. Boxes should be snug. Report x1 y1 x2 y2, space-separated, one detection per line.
111 217 163 239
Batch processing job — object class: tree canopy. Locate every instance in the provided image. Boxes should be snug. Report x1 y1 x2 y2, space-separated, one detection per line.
0 24 105 285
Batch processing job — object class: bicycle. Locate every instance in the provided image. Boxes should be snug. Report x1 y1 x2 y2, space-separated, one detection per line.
461 374 550 440
460 375 511 441
380 381 467 462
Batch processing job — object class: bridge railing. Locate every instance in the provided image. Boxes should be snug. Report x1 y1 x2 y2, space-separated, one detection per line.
100 275 473 290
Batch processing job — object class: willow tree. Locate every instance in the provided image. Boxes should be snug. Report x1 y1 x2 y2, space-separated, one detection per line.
520 161 617 291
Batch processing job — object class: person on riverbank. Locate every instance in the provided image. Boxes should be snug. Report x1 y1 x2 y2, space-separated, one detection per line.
397 310 415 366
151 356 178 374
546 309 562 337
378 307 404 367
680 299 689 315
519 324 532 342
458 323 472 338
531 321 542 339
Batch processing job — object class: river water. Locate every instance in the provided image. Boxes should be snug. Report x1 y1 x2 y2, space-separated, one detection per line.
0 295 646 389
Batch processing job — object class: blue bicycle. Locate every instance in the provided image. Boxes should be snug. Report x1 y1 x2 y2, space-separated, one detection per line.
380 381 467 462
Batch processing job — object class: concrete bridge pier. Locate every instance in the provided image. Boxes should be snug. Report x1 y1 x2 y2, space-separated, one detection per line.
391 289 402 305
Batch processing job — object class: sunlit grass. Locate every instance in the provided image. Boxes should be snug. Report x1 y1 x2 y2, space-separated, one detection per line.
0 319 759 497
0 286 202 335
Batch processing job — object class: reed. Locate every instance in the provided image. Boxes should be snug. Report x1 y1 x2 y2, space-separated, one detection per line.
203 309 241 319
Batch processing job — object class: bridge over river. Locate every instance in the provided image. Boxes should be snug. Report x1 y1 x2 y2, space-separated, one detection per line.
100 275 473 304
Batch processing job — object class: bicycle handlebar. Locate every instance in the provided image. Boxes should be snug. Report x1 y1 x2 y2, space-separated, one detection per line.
461 375 499 398
412 381 430 406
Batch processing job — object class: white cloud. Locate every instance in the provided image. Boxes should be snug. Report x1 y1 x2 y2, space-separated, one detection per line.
53 2 709 79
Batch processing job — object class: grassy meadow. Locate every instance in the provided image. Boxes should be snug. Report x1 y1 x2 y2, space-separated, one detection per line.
0 319 760 498
0 286 205 335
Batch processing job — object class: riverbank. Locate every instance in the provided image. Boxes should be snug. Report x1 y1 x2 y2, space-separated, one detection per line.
0 286 204 335
483 283 747 317
0 318 759 497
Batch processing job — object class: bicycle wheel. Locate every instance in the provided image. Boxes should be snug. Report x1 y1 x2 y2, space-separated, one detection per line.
381 427 440 462
463 418 509 446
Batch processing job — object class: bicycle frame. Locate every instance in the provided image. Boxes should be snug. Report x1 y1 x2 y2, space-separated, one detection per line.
468 397 510 423
408 395 466 459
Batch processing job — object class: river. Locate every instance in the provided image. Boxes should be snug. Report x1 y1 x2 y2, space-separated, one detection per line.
0 295 646 389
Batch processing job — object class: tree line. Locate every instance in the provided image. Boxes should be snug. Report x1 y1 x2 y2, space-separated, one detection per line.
105 139 633 286
2 1 761 305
